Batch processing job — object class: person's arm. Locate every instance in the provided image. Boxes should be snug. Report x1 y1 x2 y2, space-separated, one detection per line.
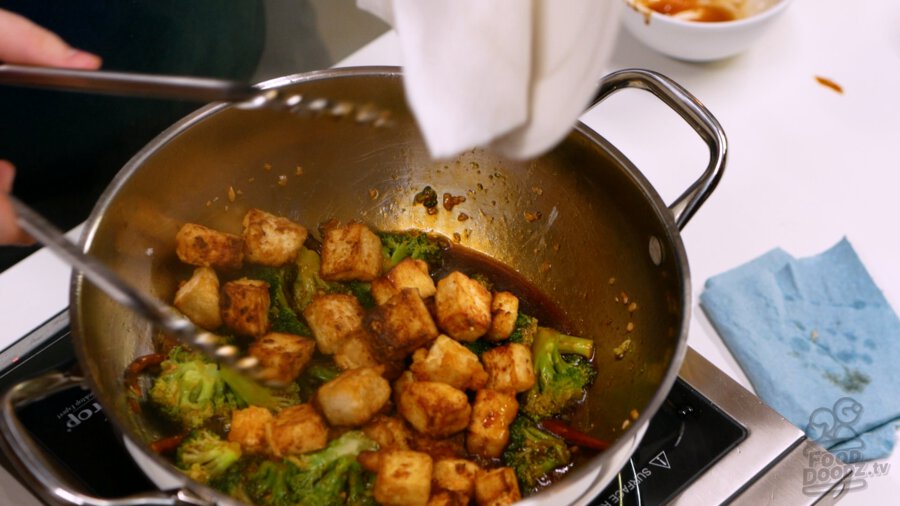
0 8 101 244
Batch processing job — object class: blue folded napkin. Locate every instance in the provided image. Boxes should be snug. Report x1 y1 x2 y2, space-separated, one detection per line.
700 238 900 462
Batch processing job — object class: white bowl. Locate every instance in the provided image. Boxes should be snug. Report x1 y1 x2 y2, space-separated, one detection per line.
621 0 793 62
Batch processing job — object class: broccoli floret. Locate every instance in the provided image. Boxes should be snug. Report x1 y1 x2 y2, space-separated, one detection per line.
508 312 539 346
219 366 301 411
378 230 444 269
209 458 255 504
521 327 596 420
342 280 376 309
293 247 335 311
248 460 295 506
288 431 379 506
247 264 312 336
175 429 242 484
212 432 378 506
503 416 572 494
148 346 236 429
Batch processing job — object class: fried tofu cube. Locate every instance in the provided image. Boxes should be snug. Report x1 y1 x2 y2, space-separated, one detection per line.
482 343 536 393
486 291 519 341
175 223 243 270
249 332 316 384
410 335 487 391
228 406 273 454
363 415 414 451
474 467 521 506
221 278 270 336
398 381 471 438
241 208 308 266
466 390 518 458
435 272 492 342
173 267 222 330
268 404 328 457
320 222 383 282
303 294 365 354
427 491 463 506
393 371 415 406
409 433 467 462
334 330 381 371
372 259 437 305
317 367 391 427
367 289 439 361
374 450 433 506
433 459 480 500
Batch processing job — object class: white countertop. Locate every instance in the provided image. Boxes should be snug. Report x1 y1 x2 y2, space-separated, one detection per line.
1 0 898 502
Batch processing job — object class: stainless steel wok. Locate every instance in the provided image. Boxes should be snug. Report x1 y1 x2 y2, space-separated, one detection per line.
0 66 725 505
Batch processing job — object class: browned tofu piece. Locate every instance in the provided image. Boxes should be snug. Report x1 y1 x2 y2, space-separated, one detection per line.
221 278 270 336
372 258 437 305
317 367 391 427
357 449 384 473
410 335 488 391
175 223 243 270
435 272 492 342
433 458 480 501
398 381 471 438
367 288 439 361
249 332 316 384
303 294 365 354
334 330 381 371
374 450 433 506
393 371 416 406
363 415 414 451
474 467 521 506
268 404 328 457
466 390 518 458
227 406 273 454
409 433 467 462
427 491 464 506
485 291 519 341
241 208 308 266
482 343 536 393
173 267 222 330
320 222 383 282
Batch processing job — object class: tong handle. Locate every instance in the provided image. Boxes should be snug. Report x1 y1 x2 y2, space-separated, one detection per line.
0 63 259 103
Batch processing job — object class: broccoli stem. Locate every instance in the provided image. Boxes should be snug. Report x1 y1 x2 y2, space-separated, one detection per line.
556 334 594 358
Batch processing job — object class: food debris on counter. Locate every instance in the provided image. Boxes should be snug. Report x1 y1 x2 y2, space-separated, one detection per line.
814 76 844 94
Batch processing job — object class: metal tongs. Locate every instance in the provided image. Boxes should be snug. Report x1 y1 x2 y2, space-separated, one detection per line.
0 64 390 124
10 197 273 382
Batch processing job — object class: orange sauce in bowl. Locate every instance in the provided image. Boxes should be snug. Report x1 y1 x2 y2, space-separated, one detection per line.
640 0 739 22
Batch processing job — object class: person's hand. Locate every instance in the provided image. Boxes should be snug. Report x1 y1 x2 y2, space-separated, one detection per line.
0 8 101 68
0 161 31 245
0 8 102 245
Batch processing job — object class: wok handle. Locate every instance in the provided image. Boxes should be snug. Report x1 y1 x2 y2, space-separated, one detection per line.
0 372 210 506
590 68 727 230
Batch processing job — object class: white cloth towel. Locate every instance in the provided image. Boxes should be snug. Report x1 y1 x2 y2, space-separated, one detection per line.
357 0 623 160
